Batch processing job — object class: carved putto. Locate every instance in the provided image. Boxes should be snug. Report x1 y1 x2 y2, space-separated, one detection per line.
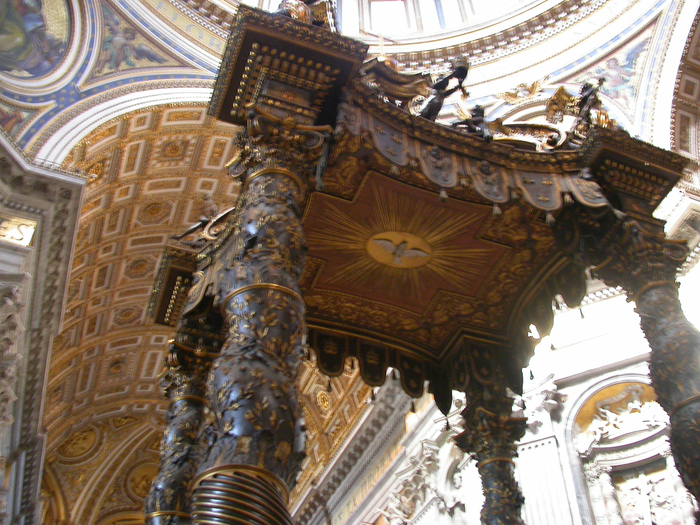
276 0 337 30
437 470 469 525
453 105 492 142
418 58 469 122
170 194 229 247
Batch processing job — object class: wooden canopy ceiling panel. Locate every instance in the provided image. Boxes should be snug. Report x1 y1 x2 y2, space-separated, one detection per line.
302 171 559 358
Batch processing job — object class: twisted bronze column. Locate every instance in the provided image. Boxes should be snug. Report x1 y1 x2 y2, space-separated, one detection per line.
455 347 527 525
554 204 700 517
146 345 213 525
634 284 700 512
190 108 329 525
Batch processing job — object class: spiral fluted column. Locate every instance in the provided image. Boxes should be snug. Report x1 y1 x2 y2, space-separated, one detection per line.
189 107 330 525
635 284 700 513
146 345 212 525
554 203 700 518
455 347 527 525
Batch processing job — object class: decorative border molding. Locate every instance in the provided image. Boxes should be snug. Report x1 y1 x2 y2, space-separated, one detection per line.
293 379 409 525
0 139 83 524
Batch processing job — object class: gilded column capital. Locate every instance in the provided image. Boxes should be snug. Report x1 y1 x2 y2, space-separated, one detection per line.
228 105 332 183
553 205 687 299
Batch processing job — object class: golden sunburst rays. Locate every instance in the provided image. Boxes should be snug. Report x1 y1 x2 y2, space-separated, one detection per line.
307 179 500 308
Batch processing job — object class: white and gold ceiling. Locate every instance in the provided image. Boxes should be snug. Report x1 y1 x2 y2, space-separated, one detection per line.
1 0 699 522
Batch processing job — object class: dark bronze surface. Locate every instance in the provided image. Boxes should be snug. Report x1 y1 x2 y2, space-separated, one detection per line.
147 6 700 524
191 466 295 525
146 344 216 525
455 347 527 525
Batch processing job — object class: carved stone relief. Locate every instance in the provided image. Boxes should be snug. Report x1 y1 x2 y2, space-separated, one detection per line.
0 282 23 360
378 441 441 524
0 277 24 516
576 383 698 525
574 384 668 458
614 459 697 525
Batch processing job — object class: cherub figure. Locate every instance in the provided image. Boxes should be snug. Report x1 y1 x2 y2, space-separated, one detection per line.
378 493 415 525
573 78 604 132
453 105 492 142
276 0 335 28
594 40 647 106
95 7 167 74
419 58 469 122
436 470 468 525
170 194 219 241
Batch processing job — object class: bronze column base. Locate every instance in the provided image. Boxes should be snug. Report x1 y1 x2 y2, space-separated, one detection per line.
191 465 295 525
145 511 192 525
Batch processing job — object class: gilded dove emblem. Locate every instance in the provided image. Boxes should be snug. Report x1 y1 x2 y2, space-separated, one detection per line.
372 238 431 266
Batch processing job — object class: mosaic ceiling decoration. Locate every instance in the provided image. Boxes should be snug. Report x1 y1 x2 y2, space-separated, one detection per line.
0 0 72 78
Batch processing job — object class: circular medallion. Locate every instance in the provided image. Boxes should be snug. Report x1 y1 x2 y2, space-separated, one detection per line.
366 232 433 269
128 463 159 499
57 426 98 459
316 390 330 411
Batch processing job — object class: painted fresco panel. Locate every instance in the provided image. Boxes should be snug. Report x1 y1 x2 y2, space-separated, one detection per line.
572 33 652 118
0 0 71 78
89 5 178 81
0 100 32 136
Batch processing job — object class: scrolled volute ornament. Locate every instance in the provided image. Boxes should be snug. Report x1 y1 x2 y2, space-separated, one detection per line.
552 203 686 298
227 104 332 181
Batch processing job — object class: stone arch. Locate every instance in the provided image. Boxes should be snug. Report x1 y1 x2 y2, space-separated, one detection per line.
564 373 696 525
40 463 69 525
